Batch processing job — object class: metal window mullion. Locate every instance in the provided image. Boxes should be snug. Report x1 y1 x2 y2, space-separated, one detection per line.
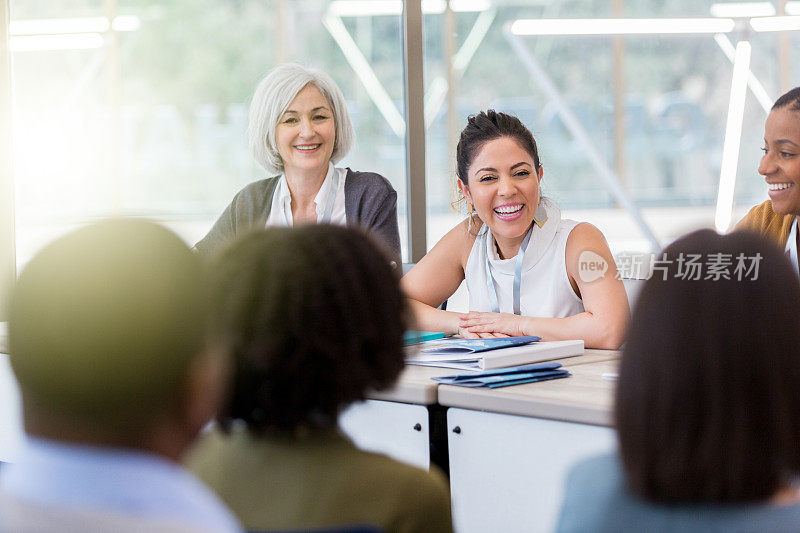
403 0 426 262
0 0 15 321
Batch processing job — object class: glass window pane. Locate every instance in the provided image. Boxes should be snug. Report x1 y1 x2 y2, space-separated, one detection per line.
11 0 407 263
422 1 790 254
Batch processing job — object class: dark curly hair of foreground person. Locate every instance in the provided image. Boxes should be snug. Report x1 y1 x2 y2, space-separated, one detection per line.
208 224 408 432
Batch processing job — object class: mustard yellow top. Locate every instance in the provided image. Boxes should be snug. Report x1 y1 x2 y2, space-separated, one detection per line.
735 200 795 247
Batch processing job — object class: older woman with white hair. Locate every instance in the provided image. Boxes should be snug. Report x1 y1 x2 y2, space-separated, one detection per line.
195 63 401 263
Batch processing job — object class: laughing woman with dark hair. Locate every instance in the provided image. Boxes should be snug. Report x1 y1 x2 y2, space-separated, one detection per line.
186 225 452 533
402 110 628 348
557 230 800 533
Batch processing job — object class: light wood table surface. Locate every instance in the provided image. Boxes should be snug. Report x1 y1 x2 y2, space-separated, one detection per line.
438 349 620 426
366 348 619 408
366 364 450 405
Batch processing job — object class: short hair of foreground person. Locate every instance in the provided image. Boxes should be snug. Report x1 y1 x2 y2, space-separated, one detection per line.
10 219 212 430
209 224 407 431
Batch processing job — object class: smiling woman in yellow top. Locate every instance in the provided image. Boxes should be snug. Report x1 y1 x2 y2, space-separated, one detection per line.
738 87 800 274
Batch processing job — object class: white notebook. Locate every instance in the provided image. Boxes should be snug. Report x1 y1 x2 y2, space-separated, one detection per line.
405 339 584 371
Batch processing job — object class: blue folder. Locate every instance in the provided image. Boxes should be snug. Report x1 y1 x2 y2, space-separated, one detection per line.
432 362 570 388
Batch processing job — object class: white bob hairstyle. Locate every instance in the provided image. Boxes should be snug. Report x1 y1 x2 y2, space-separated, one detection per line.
248 63 355 175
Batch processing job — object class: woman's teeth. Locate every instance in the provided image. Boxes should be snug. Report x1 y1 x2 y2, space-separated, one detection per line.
494 205 523 214
296 144 320 151
768 182 794 191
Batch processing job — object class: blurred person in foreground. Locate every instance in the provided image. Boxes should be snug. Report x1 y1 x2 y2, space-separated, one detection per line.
195 63 401 265
0 219 240 533
186 225 452 533
557 230 800 533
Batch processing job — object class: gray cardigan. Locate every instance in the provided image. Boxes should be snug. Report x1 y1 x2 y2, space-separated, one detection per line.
195 169 401 264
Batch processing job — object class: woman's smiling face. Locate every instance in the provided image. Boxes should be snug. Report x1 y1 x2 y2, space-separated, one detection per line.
275 83 336 176
459 136 543 246
759 106 800 216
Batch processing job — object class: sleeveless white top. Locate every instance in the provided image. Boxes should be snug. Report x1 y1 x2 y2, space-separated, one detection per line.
465 198 585 318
